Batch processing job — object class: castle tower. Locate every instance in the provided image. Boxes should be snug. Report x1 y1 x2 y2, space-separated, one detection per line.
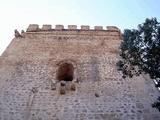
0 24 159 120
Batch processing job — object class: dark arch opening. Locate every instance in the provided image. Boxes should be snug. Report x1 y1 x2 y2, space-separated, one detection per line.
57 63 74 81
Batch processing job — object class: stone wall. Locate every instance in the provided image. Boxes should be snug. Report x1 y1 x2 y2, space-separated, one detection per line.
0 25 159 120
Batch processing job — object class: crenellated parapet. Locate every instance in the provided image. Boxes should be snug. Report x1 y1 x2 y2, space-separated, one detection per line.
26 24 120 32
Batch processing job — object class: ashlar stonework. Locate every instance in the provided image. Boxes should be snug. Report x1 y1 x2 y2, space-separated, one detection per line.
0 24 160 120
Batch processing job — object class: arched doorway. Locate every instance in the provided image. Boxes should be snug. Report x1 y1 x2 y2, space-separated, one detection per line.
57 63 74 81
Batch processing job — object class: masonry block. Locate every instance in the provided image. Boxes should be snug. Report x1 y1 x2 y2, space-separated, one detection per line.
81 25 90 30
68 25 77 30
94 26 103 30
27 24 39 32
42 24 52 30
55 25 64 30
107 26 119 31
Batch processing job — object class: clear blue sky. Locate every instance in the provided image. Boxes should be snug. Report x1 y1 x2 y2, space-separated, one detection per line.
0 0 160 55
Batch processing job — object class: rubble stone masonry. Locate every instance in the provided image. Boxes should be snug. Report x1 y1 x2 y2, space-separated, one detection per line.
0 24 159 120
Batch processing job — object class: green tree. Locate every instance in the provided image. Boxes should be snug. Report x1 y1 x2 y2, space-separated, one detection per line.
117 18 160 111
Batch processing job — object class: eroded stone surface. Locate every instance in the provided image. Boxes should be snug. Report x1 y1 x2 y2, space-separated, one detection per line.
0 25 159 120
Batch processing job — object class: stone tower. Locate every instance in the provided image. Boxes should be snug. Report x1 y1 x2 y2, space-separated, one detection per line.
0 24 159 120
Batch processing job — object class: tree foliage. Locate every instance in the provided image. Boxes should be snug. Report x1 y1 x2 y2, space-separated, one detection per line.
118 18 160 79
117 18 160 111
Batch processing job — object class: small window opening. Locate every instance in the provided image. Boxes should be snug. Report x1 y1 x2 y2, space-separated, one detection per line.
57 63 74 81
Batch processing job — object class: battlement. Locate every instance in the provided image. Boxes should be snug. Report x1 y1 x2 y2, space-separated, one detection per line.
26 24 120 32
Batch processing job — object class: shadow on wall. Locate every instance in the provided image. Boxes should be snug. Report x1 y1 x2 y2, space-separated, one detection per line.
90 56 100 81
56 63 74 81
